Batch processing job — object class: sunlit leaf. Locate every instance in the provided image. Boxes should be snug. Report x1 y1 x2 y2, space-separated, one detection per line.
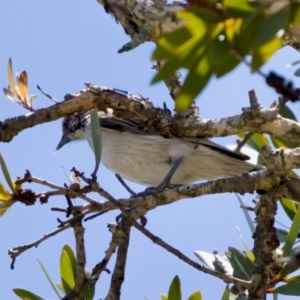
0 152 16 192
175 52 213 112
13 288 46 300
223 0 256 18
283 274 300 283
290 3 300 24
161 295 168 300
0 181 12 201
168 275 181 300
252 37 282 70
18 71 28 101
37 258 62 299
62 245 76 279
187 290 202 300
280 198 297 221
0 200 14 216
60 250 75 294
7 58 18 96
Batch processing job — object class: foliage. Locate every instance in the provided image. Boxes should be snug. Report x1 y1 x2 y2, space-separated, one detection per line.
153 0 300 112
13 244 95 300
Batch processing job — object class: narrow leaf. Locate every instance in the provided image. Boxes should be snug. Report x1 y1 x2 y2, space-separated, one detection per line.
187 290 202 300
0 181 12 201
90 109 102 176
13 288 46 300
282 206 300 257
60 250 75 294
18 71 28 101
37 258 62 299
235 194 255 234
280 198 297 221
272 282 300 296
0 200 14 216
0 152 16 193
7 58 17 95
168 275 181 300
62 244 76 280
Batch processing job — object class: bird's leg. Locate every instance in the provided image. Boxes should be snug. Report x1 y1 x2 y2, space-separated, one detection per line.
142 157 183 195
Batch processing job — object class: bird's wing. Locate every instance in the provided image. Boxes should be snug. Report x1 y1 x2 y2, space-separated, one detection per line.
100 117 147 134
190 138 251 161
100 116 250 161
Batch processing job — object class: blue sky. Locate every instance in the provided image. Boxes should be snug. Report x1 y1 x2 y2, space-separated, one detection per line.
1 1 300 299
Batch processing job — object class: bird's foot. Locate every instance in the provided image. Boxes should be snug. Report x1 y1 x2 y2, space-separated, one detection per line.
116 208 147 227
139 157 183 195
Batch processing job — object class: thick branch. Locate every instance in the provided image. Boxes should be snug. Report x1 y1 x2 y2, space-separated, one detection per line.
248 194 279 300
2 86 300 145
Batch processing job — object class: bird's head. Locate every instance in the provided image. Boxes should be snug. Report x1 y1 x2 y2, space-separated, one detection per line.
56 112 90 151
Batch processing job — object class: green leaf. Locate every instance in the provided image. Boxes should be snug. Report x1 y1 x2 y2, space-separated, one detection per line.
168 275 181 300
13 288 46 300
152 33 208 84
0 181 12 201
290 3 300 24
161 295 168 300
282 206 300 257
62 245 76 280
279 104 297 121
60 249 75 294
152 26 195 61
252 37 283 70
83 269 95 300
280 198 297 221
187 290 202 300
236 8 265 55
0 200 14 216
236 226 255 262
90 109 102 176
238 132 269 154
235 194 255 234
253 7 289 46
223 0 256 18
276 228 289 243
175 52 213 113
177 8 222 24
37 258 62 299
220 285 230 300
0 152 16 193
272 282 300 296
284 274 300 283
226 247 253 280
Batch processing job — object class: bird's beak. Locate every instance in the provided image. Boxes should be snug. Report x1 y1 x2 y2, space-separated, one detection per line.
55 135 70 152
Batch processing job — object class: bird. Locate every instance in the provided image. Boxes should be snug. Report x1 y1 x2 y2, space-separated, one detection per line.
56 110 300 200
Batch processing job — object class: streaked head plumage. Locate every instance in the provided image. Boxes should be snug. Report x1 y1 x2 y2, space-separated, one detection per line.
56 111 90 151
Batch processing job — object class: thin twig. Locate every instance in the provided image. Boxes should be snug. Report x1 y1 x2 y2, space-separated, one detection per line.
8 224 71 269
62 216 86 300
130 217 251 289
